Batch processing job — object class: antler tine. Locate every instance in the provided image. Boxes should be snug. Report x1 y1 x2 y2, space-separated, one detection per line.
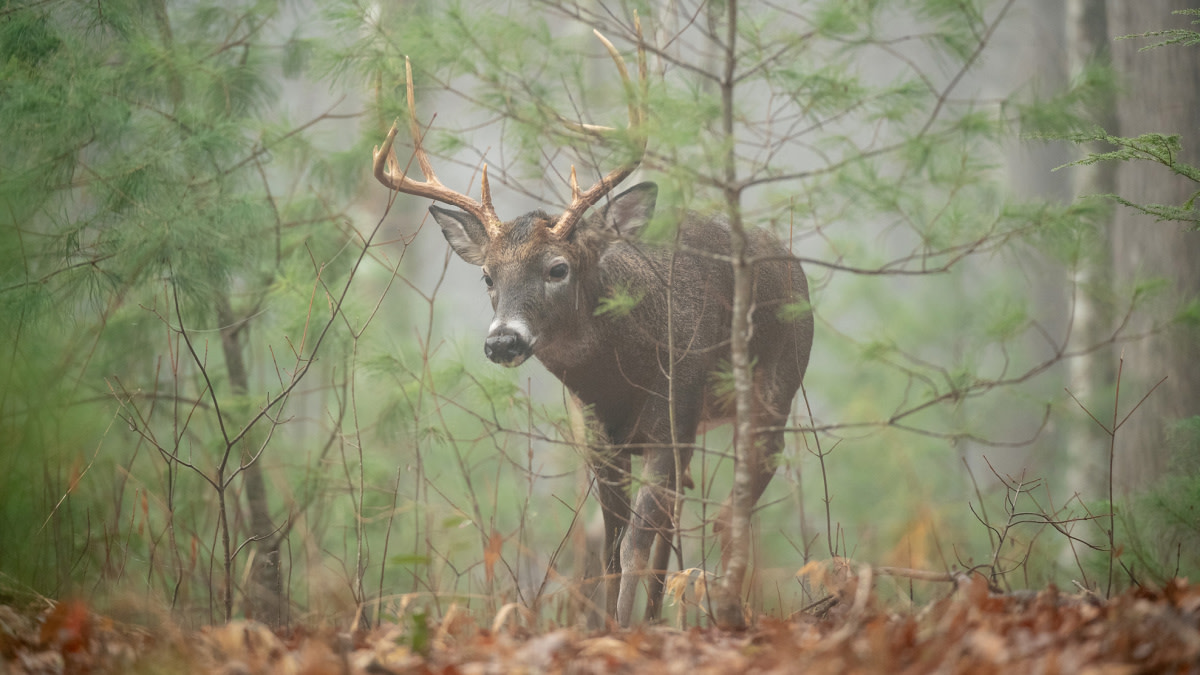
550 15 648 239
402 58 439 186
480 164 496 222
372 57 504 238
569 165 582 201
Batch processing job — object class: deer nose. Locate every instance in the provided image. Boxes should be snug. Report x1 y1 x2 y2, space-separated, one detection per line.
484 325 534 367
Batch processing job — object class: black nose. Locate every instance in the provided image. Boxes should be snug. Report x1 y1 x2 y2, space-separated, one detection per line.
484 332 532 365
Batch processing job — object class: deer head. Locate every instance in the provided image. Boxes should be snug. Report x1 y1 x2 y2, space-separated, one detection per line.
372 26 647 369
430 181 657 368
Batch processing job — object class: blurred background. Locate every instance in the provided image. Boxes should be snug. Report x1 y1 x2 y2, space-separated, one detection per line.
2 0 1197 629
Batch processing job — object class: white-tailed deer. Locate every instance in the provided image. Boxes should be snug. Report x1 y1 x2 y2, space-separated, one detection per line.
371 29 813 626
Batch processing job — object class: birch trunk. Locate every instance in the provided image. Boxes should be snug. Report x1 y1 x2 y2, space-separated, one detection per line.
1064 0 1117 500
713 0 753 630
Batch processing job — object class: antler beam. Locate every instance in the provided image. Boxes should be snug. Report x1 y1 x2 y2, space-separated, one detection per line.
549 16 649 240
372 58 503 238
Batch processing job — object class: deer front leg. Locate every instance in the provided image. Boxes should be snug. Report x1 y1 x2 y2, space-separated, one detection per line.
617 439 694 626
591 447 631 622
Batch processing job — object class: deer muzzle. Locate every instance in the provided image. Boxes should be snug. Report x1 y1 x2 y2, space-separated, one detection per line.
484 319 535 367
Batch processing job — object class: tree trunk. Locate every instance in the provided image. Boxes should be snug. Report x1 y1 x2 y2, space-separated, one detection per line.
217 295 286 626
713 0 752 630
1065 0 1117 498
1106 0 1200 494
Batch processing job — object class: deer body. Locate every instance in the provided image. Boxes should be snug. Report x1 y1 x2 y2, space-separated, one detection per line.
371 34 811 626
431 184 813 625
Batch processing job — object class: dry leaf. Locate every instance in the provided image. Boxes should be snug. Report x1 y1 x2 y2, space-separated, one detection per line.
483 531 503 584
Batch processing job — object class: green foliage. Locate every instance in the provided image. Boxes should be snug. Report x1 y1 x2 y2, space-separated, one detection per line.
708 357 758 410
0 10 61 65
1097 418 1200 584
408 610 431 657
594 283 645 317
778 298 814 324
814 2 869 37
1178 298 1200 330
0 0 361 618
1053 132 1200 233
915 0 989 61
1018 61 1119 135
1120 9 1200 51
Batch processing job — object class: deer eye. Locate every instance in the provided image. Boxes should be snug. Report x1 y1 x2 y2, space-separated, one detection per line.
548 261 569 281
482 271 494 288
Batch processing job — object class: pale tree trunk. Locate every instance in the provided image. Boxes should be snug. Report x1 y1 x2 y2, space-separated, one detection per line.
1064 0 1117 498
1106 0 1200 494
713 0 753 630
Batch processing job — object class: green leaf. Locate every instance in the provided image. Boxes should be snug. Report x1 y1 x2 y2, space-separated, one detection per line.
594 283 645 317
283 35 316 78
390 554 432 567
777 298 813 323
409 611 430 656
1177 298 1200 330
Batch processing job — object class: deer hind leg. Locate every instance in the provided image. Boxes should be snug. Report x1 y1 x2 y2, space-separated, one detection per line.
713 329 805 556
644 525 676 622
713 376 794 570
714 426 785 565
645 459 694 621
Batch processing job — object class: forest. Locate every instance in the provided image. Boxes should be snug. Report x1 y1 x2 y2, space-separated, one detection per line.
1 0 1199 671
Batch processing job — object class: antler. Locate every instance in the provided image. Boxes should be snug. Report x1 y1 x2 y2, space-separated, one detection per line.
549 16 649 240
372 58 503 238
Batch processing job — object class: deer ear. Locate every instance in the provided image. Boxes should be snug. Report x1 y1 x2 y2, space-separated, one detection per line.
599 182 657 238
431 205 488 266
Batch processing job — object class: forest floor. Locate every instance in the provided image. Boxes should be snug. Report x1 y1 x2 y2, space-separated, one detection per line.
3 574 1199 674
